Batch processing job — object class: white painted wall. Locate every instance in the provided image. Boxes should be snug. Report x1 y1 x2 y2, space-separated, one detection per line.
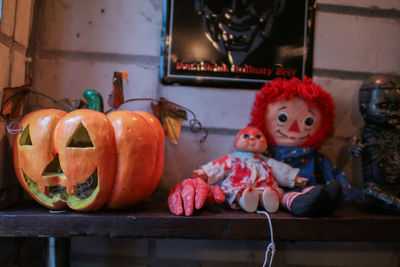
1 0 400 266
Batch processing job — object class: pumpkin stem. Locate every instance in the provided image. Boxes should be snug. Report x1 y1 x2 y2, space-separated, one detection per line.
83 90 104 112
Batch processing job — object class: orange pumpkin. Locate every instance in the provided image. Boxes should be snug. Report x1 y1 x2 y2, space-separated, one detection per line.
106 110 164 209
13 109 164 211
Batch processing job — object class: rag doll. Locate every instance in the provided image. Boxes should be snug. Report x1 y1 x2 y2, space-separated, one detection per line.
349 75 400 215
249 76 357 216
192 127 308 213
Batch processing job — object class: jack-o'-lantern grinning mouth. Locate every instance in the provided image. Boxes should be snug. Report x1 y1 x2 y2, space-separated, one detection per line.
48 171 98 201
23 170 98 202
39 152 98 200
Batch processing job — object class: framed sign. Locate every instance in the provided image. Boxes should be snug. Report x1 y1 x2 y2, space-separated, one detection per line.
160 0 316 89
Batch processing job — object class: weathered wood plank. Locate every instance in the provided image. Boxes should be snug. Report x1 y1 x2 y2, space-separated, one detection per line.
0 201 399 241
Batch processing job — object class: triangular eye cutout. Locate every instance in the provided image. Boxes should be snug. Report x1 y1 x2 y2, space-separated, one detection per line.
67 123 94 148
42 154 63 176
19 125 32 146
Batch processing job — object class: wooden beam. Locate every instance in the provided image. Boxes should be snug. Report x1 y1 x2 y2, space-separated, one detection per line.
0 201 399 241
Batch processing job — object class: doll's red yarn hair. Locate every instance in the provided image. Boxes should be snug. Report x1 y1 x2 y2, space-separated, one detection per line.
248 76 335 148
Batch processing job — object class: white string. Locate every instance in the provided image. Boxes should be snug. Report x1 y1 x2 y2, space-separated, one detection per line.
257 210 276 267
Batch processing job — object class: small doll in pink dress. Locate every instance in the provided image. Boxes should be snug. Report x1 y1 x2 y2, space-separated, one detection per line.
193 127 308 213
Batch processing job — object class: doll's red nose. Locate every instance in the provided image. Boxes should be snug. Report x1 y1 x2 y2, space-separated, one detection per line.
288 120 300 133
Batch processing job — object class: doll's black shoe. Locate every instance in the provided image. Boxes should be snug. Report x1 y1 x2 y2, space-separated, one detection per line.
288 185 329 217
319 180 343 216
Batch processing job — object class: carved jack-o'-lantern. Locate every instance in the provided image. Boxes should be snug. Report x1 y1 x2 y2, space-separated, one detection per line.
13 108 164 211
14 109 116 211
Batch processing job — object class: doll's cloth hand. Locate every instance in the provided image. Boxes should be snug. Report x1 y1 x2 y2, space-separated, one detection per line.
168 178 225 216
192 169 208 180
294 176 308 187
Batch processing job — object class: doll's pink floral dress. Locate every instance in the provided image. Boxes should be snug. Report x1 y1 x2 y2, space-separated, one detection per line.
200 151 299 208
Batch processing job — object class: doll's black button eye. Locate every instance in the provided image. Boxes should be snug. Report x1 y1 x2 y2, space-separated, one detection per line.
305 117 314 126
243 134 250 139
255 135 262 139
278 113 288 122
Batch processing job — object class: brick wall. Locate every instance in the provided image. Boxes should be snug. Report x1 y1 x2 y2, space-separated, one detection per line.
1 0 400 266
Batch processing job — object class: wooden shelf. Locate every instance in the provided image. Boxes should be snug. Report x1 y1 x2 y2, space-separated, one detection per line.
1 200 399 242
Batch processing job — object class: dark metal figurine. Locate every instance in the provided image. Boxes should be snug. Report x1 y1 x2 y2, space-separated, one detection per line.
349 75 400 214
